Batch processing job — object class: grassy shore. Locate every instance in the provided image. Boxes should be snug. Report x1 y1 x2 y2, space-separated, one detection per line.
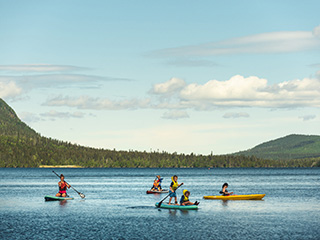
39 165 83 168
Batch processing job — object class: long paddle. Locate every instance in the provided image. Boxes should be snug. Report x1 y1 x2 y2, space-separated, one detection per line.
157 183 183 208
52 171 85 199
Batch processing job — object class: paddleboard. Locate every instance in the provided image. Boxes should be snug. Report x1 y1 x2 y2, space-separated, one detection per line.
44 195 74 201
203 194 265 200
146 189 169 194
155 202 198 210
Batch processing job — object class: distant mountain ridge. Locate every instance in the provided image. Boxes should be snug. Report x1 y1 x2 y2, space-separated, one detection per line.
234 134 320 160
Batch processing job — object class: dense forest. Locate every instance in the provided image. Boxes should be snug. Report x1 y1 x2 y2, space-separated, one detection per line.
1 98 319 168
234 134 320 160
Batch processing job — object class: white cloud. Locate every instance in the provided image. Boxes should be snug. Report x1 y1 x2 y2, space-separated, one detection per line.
166 59 218 68
162 110 190 120
0 74 131 91
155 28 320 57
0 64 89 73
313 25 320 38
42 74 320 112
40 110 86 120
223 112 250 119
151 77 186 95
0 81 22 99
179 75 320 108
299 115 316 121
44 96 151 110
18 112 42 123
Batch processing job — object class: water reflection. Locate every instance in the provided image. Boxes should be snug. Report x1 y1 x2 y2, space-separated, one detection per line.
59 200 68 207
222 200 228 207
168 209 177 217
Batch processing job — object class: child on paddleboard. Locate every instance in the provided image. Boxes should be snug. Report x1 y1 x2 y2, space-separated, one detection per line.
56 174 71 197
180 189 199 206
220 182 234 196
168 175 183 205
151 175 163 191
156 175 163 190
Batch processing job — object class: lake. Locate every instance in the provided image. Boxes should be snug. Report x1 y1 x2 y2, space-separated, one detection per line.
0 168 319 239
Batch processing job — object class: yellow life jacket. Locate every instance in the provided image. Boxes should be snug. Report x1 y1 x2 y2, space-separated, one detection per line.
182 189 189 201
171 176 178 191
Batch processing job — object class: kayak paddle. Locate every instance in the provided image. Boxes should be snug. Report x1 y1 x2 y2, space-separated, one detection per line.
157 183 183 208
52 171 85 199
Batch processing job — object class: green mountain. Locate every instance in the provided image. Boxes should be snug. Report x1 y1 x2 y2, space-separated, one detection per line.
234 134 320 160
0 99 39 138
0 98 319 168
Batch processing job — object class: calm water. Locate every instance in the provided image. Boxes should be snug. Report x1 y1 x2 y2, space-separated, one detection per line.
0 168 319 240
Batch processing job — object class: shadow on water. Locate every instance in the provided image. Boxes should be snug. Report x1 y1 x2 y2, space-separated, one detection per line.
126 206 155 209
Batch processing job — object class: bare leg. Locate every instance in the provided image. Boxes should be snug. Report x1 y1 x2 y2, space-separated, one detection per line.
168 197 172 204
182 201 193 206
56 193 61 197
62 193 67 197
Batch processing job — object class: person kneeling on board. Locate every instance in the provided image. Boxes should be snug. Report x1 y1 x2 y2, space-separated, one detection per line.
180 189 199 206
56 174 70 197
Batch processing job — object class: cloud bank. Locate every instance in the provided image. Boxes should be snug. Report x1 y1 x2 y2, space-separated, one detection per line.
0 64 89 73
299 115 316 121
223 112 250 119
155 26 320 57
162 110 190 120
44 74 320 111
0 81 22 99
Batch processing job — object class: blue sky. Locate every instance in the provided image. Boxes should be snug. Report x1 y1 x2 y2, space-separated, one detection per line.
1 0 319 154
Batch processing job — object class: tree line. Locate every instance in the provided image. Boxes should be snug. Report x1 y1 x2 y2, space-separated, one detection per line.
0 134 319 168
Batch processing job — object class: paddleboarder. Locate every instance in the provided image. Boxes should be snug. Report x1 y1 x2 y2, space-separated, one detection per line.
56 174 71 197
168 175 183 205
180 189 199 206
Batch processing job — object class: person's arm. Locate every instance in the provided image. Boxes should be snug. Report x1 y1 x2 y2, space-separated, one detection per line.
170 182 173 192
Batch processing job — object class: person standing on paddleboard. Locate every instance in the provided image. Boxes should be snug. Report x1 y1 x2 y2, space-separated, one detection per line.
168 175 183 205
56 174 71 197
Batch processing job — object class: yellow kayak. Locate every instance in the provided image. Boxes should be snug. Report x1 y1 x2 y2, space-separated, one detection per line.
203 194 265 200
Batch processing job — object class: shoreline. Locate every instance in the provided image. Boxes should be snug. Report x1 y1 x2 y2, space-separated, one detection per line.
39 165 83 168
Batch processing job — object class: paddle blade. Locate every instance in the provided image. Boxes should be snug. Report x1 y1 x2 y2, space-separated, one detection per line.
79 193 85 199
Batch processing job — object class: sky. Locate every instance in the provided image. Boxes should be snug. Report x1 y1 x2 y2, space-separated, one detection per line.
0 0 319 155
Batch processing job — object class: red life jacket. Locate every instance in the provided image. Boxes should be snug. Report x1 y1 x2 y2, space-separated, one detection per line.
59 181 67 191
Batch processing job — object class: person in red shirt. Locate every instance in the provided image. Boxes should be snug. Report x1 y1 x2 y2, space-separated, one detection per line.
55 174 71 197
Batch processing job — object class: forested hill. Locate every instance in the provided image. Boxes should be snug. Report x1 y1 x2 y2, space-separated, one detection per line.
0 98 319 168
234 134 320 160
0 99 39 138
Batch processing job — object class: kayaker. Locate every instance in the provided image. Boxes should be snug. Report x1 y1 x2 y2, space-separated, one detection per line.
180 189 199 206
220 182 234 196
55 174 71 197
168 175 183 205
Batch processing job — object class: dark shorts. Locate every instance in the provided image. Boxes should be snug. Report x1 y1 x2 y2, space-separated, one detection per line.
169 190 176 198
